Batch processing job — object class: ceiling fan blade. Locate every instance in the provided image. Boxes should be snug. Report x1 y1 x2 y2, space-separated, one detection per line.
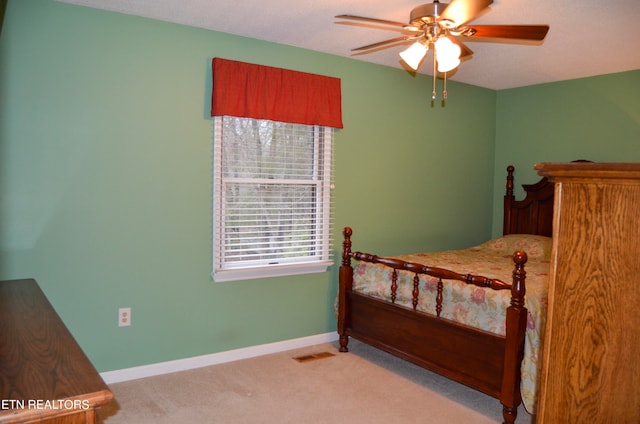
440 0 493 26
447 35 474 58
351 36 416 52
335 14 408 29
463 25 550 40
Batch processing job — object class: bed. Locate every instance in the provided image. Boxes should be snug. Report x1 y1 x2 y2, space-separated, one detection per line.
337 165 554 424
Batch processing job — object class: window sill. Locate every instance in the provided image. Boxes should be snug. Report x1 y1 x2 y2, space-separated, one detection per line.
212 261 333 283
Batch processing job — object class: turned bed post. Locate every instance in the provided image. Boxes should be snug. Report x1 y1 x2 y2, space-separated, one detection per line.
338 227 353 352
503 165 515 235
500 250 528 424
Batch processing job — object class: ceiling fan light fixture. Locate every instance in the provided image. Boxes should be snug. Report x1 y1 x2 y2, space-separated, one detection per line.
337 0 550 102
399 40 429 71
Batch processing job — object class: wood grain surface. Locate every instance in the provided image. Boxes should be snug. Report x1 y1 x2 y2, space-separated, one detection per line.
0 279 113 423
536 163 640 423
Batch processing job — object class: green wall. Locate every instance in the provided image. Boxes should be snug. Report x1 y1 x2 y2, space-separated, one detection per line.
0 0 496 371
491 70 640 235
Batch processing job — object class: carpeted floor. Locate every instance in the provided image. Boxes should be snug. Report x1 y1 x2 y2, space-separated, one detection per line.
98 340 534 423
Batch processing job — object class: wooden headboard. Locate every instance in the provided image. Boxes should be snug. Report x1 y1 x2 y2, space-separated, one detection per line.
503 165 555 237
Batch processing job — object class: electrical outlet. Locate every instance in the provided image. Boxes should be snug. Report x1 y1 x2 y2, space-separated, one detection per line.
118 307 131 327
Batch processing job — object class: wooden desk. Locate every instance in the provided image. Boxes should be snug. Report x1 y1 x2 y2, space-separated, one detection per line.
0 279 113 424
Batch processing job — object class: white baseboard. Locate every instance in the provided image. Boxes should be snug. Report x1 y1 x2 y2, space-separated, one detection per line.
100 331 340 385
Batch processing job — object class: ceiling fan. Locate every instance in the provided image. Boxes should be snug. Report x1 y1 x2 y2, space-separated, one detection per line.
336 0 549 99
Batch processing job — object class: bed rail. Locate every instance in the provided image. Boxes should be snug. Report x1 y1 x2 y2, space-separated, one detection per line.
340 227 527 309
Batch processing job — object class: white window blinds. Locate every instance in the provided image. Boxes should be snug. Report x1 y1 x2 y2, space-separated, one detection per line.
212 116 334 282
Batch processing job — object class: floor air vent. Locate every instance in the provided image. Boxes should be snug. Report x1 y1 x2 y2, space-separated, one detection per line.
293 352 336 363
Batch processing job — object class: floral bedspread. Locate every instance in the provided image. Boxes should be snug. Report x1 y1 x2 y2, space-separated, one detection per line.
351 234 551 413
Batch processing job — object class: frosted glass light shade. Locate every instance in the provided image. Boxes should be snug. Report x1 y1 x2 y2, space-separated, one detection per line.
399 41 429 71
434 37 462 72
437 57 461 72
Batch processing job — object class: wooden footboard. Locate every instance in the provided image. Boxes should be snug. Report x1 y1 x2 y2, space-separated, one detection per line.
337 227 528 424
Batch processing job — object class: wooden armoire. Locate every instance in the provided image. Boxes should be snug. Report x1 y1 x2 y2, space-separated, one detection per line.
534 162 640 423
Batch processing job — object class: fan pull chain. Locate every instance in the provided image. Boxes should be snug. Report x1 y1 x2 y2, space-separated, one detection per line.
443 72 448 100
431 50 448 101
432 49 437 100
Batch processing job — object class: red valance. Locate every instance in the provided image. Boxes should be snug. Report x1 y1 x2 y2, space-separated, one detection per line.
211 58 343 128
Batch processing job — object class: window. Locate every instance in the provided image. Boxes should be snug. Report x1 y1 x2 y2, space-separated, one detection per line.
212 116 334 282
209 58 342 282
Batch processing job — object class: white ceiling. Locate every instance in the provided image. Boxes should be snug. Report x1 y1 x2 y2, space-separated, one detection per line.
56 0 640 90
